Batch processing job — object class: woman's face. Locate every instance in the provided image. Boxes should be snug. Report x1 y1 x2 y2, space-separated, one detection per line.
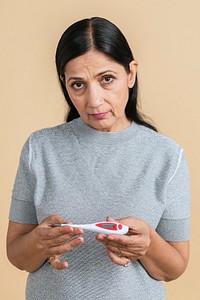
63 50 137 132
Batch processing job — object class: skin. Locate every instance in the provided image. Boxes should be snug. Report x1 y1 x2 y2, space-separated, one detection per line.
63 50 138 132
7 215 84 272
7 50 189 280
96 217 189 281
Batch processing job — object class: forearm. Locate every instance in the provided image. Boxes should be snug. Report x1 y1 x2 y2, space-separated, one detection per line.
139 228 189 282
7 227 47 273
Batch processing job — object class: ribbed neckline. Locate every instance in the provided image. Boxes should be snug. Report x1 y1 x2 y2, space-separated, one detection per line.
70 117 141 145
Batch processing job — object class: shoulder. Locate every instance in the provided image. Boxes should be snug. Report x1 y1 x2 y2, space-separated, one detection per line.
19 120 81 157
136 124 182 157
28 119 78 146
134 125 184 178
31 121 73 139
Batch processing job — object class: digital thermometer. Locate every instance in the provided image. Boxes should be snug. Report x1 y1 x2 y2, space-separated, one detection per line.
52 221 129 235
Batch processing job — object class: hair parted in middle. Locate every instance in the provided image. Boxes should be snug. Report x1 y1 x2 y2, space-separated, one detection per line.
55 17 157 131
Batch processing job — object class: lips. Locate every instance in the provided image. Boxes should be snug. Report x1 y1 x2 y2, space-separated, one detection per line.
90 112 108 119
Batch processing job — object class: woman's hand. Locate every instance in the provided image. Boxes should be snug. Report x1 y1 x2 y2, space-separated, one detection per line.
7 214 84 272
34 214 84 270
96 216 189 281
96 216 151 267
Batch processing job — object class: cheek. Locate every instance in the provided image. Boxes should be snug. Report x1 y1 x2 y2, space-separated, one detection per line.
111 84 129 108
66 90 84 110
68 98 89 121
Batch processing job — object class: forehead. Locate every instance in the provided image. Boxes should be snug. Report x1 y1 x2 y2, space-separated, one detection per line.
64 50 124 75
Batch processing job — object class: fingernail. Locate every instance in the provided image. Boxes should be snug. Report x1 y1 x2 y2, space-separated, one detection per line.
98 234 104 239
97 234 106 240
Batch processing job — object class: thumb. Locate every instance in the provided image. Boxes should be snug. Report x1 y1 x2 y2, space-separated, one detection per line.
106 216 134 228
41 214 66 226
106 216 115 222
106 216 121 223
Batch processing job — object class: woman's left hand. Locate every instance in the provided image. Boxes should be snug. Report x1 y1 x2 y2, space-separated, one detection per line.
96 216 152 267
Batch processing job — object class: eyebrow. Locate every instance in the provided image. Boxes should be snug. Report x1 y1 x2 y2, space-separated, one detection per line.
67 70 117 83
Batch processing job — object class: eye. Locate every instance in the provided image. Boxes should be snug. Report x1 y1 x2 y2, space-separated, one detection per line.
102 75 114 84
71 82 85 90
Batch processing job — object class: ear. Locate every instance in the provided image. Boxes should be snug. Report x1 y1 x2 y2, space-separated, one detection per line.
128 60 138 88
60 75 65 83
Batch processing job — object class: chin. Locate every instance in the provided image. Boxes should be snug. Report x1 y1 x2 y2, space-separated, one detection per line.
82 114 118 132
86 119 111 131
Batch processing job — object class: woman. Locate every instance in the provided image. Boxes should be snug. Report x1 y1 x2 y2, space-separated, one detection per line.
7 17 190 300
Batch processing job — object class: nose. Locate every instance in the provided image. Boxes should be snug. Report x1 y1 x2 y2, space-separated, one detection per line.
87 84 104 108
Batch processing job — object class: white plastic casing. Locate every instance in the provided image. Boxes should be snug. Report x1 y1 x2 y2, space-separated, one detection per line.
53 221 129 235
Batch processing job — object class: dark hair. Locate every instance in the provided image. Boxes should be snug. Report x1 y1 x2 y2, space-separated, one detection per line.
55 17 157 131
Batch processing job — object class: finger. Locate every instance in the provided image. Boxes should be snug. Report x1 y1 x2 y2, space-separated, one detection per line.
46 226 73 239
49 228 84 247
106 216 116 222
49 256 68 270
47 226 84 240
97 232 139 248
106 216 121 224
96 234 135 250
52 236 84 256
95 233 107 243
106 216 139 233
106 233 140 247
96 234 143 257
106 247 131 267
106 217 139 237
41 214 84 237
42 214 66 226
106 216 131 226
106 244 134 258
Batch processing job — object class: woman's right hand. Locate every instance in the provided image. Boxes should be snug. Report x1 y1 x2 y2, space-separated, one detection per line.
7 214 84 272
34 214 84 270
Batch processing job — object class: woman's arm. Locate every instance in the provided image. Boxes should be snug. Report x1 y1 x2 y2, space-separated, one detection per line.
139 228 189 281
96 217 189 282
6 214 84 273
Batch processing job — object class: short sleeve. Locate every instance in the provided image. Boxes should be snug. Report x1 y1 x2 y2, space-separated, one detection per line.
156 149 191 242
9 136 38 224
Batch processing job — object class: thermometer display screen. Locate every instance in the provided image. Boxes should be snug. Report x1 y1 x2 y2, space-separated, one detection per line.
102 224 115 229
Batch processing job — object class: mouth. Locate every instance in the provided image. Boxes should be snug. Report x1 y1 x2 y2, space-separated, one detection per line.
90 112 109 120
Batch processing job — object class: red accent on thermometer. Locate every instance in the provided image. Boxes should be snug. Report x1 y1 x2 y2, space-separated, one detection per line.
52 221 129 235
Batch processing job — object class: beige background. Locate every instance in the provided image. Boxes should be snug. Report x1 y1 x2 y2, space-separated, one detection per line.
1 0 200 299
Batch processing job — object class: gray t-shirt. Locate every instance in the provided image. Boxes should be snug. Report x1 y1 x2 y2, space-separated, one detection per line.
9 118 190 300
